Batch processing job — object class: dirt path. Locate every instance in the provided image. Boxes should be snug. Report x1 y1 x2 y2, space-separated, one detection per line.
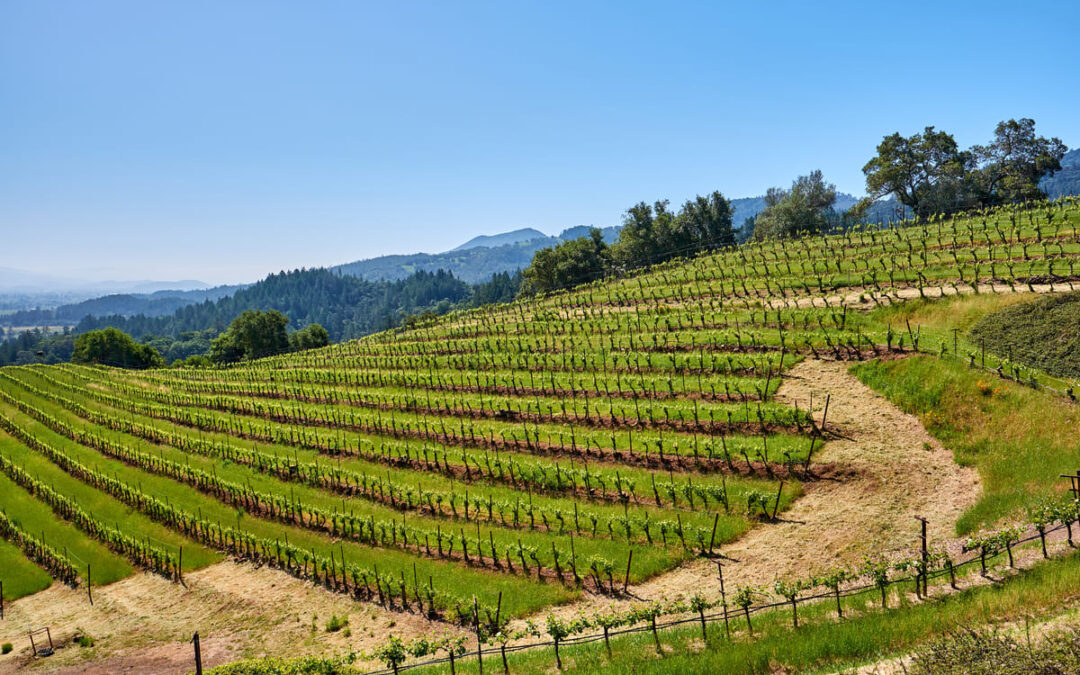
526 358 982 623
0 561 463 674
768 280 1076 310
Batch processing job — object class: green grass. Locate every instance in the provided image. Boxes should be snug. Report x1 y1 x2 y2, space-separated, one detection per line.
865 291 1080 393
416 549 1080 674
0 465 133 585
0 415 222 572
0 535 53 600
852 354 1080 534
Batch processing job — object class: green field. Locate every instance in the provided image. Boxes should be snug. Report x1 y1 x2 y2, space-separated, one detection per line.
2 198 1080 672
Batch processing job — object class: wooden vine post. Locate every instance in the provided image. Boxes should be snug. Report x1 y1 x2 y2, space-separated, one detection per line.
191 632 203 675
473 596 483 674
915 516 928 597
717 561 730 639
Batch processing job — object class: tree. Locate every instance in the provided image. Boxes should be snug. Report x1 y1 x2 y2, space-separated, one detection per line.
520 228 610 295
860 126 977 219
72 327 164 369
753 170 837 240
612 200 676 267
671 191 736 250
290 323 330 351
973 118 1067 204
210 310 291 363
612 191 733 268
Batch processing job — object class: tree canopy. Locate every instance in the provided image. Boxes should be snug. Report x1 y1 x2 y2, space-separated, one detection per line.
210 310 291 363
521 228 610 295
860 119 1067 219
290 322 330 351
752 170 837 240
973 118 1068 204
72 327 164 369
612 191 734 268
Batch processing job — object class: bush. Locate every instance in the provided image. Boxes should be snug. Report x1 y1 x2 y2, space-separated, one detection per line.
1 643 12 654
324 614 348 633
76 633 95 648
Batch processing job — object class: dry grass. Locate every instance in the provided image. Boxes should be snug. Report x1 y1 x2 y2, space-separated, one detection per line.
0 561 466 674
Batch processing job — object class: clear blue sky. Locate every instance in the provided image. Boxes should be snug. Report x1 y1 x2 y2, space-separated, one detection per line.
2 1 1078 285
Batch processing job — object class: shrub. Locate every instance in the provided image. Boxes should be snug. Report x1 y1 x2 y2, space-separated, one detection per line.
324 614 348 633
1 643 12 655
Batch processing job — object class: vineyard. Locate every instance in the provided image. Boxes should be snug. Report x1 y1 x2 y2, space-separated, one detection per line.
2 197 1080 672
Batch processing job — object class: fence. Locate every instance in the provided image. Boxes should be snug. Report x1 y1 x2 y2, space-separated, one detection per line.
361 516 1076 674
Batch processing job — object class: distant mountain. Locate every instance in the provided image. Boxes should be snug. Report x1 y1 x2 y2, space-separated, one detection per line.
1041 149 1080 199
333 225 621 284
0 268 210 295
0 285 246 327
75 268 480 343
452 228 548 251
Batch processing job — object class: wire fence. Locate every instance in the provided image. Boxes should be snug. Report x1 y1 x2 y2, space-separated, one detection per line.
360 518 1075 674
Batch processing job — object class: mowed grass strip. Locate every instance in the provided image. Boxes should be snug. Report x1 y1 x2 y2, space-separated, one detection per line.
0 533 54 600
0 456 132 585
0 393 573 617
0 413 220 573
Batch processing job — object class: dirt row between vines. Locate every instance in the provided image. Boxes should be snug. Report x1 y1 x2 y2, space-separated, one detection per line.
521 357 983 625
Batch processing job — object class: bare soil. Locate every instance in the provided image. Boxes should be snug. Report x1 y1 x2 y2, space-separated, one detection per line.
0 561 464 674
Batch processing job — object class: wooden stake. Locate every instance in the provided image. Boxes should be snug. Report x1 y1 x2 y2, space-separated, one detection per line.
718 562 730 639
192 632 203 675
771 481 784 520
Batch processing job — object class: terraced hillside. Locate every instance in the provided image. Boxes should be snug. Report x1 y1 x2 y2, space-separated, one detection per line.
1 198 1079 672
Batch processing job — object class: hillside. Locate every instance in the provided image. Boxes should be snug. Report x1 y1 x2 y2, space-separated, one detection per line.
74 268 479 342
0 285 245 328
1041 148 1080 198
334 196 915 282
332 225 620 283
1 198 1078 673
451 227 549 251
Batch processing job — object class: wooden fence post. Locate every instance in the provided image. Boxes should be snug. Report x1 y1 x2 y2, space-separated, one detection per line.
718 562 730 639
191 632 203 675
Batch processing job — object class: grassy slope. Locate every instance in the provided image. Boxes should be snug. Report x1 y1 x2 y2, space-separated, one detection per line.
0 464 133 585
866 291 1080 393
0 536 53 601
852 354 1080 534
429 550 1080 675
969 290 1080 380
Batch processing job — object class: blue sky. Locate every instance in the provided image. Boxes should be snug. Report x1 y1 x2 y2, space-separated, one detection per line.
2 1 1078 285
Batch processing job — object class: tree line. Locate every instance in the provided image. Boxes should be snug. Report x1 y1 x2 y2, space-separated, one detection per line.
519 118 1067 295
